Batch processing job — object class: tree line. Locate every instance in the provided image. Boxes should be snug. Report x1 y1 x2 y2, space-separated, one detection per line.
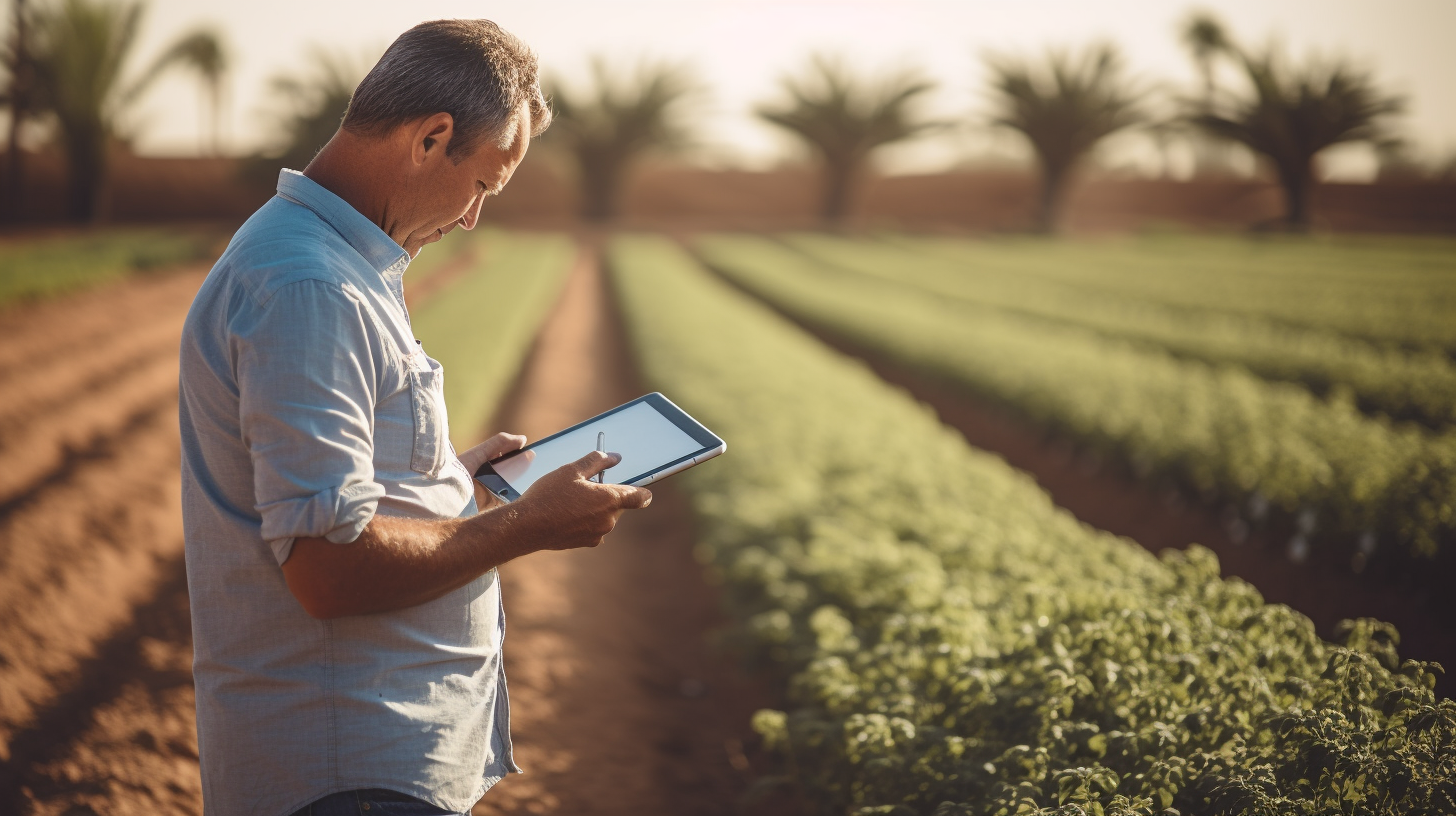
0 1 1431 231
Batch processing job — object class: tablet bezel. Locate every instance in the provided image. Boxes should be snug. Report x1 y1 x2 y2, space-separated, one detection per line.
473 392 724 500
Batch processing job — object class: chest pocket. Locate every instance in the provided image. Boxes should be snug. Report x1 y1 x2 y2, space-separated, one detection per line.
407 351 450 478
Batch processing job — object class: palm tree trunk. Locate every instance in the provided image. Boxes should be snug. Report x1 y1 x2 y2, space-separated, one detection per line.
820 158 855 225
1279 158 1313 232
3 110 24 223
1035 163 1066 234
4 0 29 223
580 155 621 222
62 128 107 223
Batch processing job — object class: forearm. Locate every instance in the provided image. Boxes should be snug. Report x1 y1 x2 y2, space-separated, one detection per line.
281 449 651 619
283 504 544 619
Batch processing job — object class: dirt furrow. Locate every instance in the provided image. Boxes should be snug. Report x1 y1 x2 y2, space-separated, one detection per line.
0 352 178 508
0 318 182 440
0 269 205 386
0 405 184 758
472 247 776 816
1 561 199 816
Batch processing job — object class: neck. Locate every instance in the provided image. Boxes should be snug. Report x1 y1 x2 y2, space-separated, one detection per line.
303 131 408 247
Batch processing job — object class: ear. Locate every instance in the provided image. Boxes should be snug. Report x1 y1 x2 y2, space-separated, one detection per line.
409 112 456 166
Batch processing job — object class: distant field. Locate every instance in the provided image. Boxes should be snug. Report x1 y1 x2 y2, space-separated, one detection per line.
698 233 1456 572
0 227 226 306
412 230 575 448
610 235 1456 816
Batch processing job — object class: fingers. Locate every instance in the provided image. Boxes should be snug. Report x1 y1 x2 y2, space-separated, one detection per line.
608 485 653 510
458 432 527 474
482 432 527 459
571 449 622 479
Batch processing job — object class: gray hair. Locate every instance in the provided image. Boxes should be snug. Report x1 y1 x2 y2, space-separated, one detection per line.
343 19 551 158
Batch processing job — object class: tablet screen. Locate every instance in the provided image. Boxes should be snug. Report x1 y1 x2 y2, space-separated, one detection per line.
492 400 703 492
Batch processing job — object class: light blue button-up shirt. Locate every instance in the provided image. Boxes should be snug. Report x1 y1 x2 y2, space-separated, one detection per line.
179 170 518 816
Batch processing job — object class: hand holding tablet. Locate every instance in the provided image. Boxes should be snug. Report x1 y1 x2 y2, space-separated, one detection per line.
474 392 726 503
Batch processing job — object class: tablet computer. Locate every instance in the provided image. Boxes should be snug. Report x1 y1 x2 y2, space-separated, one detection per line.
473 392 725 502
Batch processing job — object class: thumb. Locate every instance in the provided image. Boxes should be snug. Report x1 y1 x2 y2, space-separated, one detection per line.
613 485 653 510
572 449 621 479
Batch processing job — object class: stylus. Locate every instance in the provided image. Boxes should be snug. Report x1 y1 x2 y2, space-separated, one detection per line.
595 432 606 483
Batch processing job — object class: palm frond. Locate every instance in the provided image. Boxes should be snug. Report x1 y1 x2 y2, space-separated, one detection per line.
248 47 373 178
983 43 1143 231
757 54 936 169
1187 44 1403 227
756 54 936 221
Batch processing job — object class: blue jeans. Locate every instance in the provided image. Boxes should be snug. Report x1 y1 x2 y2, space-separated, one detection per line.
289 788 466 816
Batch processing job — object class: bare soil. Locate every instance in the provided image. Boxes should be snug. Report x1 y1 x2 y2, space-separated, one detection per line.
0 268 206 815
0 249 781 815
472 246 779 816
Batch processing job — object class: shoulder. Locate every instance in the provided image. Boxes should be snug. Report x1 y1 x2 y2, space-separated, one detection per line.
214 196 363 307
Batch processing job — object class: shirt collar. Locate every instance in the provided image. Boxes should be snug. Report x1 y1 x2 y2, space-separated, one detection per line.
276 169 410 282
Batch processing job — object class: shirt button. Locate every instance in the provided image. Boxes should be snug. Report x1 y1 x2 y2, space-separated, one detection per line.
362 804 371 811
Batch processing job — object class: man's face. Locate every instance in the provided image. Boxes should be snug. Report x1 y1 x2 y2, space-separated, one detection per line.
402 105 531 258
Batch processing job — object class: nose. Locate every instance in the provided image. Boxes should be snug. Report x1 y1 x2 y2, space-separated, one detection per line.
459 194 485 231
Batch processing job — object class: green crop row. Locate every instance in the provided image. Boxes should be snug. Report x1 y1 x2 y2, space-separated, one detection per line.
891 234 1456 357
0 226 223 306
411 230 573 448
698 236 1456 566
401 226 477 288
786 234 1456 428
608 235 1455 816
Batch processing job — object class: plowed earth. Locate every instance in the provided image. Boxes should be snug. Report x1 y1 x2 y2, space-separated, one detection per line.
0 255 778 816
0 269 207 815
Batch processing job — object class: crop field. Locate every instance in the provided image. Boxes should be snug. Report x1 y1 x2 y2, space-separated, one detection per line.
412 231 575 449
698 235 1456 576
2 224 1454 815
0 228 572 815
0 227 226 307
611 236 1456 815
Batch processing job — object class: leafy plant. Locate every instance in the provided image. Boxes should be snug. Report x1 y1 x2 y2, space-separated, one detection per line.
698 235 1456 565
27 0 228 221
757 55 936 224
610 235 1455 815
410 231 573 448
0 225 219 304
898 233 1456 357
983 45 1142 233
792 233 1456 428
545 58 695 221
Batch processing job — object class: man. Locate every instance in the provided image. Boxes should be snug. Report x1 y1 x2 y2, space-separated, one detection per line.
178 20 652 816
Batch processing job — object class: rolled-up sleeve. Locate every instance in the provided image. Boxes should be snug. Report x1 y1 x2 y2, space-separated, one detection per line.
235 278 388 564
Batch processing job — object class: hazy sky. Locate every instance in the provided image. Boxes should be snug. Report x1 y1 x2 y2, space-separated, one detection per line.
90 0 1456 177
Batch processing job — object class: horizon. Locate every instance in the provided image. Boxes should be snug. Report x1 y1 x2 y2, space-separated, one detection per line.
8 0 1455 180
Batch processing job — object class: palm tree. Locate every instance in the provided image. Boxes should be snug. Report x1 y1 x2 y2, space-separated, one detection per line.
2 0 36 221
1189 45 1403 230
546 58 695 221
1181 11 1231 106
28 0 228 221
757 55 935 224
147 28 227 155
248 48 371 182
983 44 1143 234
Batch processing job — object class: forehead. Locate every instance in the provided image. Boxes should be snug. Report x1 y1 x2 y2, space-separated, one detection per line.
466 104 529 170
